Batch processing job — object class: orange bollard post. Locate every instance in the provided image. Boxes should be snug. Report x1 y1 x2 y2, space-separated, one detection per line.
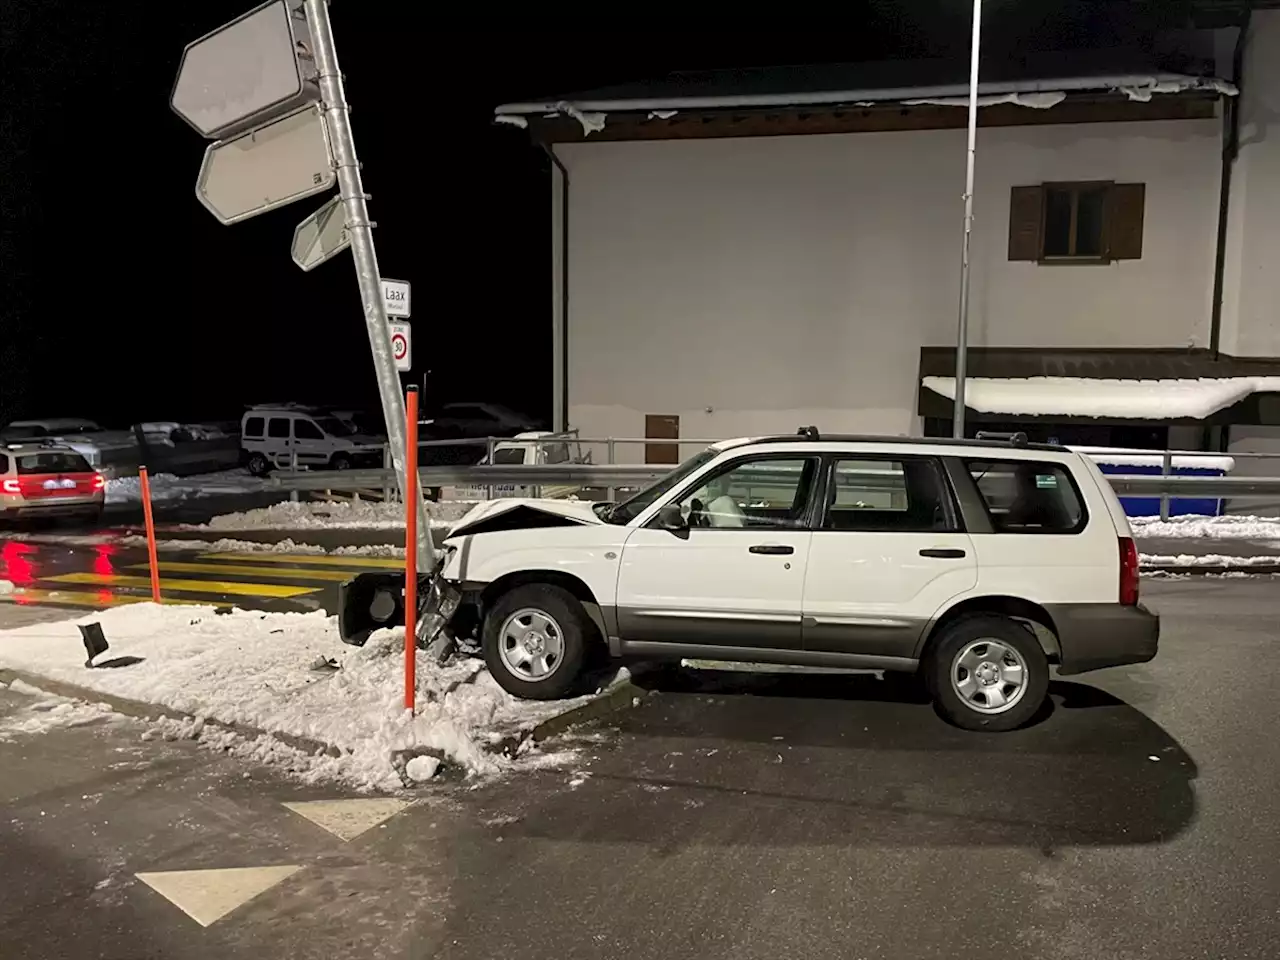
138 466 162 603
404 387 419 713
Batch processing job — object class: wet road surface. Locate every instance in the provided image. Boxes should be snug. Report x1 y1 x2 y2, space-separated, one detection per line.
2 577 1280 957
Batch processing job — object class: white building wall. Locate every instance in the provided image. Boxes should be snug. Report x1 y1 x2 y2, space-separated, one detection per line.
1219 10 1280 358
558 116 1223 458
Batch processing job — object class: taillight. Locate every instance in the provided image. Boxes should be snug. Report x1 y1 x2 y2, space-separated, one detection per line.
1119 536 1139 606
92 474 106 491
1 479 18 495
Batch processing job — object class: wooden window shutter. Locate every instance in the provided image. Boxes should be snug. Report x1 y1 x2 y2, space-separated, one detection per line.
1106 183 1145 260
1007 186 1044 261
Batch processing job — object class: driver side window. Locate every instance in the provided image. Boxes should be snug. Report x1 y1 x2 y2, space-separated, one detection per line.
671 457 817 529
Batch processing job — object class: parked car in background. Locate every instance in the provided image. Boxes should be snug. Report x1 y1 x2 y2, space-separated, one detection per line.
0 441 105 523
441 431 590 501
421 403 540 441
240 404 385 476
1 418 135 473
134 422 243 476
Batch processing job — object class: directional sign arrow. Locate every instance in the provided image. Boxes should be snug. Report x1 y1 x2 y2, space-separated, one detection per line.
170 0 319 141
196 104 335 225
291 195 350 270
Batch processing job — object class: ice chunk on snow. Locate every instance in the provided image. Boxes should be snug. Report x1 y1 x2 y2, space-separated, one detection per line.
405 756 441 781
0 580 13 595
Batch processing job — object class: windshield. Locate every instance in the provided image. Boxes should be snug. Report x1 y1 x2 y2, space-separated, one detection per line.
601 448 719 525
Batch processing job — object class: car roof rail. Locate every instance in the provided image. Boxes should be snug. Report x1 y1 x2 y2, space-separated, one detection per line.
974 430 1029 447
796 425 820 441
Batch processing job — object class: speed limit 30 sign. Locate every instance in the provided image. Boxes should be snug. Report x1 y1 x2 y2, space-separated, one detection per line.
389 321 411 372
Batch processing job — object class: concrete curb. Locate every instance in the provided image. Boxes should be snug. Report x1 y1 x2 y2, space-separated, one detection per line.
0 667 340 758
0 666 652 768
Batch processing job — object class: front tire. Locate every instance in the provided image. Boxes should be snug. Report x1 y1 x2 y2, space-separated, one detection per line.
482 584 591 700
330 453 352 471
930 615 1049 732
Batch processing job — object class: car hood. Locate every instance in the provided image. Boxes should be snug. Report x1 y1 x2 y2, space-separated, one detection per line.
446 498 604 538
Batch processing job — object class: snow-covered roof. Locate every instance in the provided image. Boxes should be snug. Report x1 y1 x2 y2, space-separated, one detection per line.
922 376 1280 420
496 73 1235 133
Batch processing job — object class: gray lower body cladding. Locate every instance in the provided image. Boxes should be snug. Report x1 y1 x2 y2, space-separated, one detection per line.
1047 602 1159 675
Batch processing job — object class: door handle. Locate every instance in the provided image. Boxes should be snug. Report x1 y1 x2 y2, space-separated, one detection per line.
919 548 966 559
749 544 795 556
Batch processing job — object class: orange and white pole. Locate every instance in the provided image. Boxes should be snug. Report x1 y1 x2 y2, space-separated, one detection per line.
138 466 161 603
403 387 419 712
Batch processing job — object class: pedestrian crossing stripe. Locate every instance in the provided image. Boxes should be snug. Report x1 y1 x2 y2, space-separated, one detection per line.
42 572 317 599
195 552 403 570
0 586 190 609
125 561 357 582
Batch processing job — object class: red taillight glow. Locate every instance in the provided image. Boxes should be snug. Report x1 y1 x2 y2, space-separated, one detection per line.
92 473 106 491
1119 536 1140 606
1 479 18 494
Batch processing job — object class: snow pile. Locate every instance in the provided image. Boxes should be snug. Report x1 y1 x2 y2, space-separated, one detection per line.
117 535 406 559
107 469 272 505
197 498 475 532
1131 514 1280 540
0 605 600 791
0 580 13 596
0 679 122 742
1140 553 1280 567
1072 446 1235 472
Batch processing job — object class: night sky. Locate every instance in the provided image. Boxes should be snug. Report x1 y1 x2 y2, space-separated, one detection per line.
0 1 1211 429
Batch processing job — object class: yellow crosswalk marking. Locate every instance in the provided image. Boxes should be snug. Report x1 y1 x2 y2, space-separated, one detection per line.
0 587 188 610
195 552 403 570
126 561 355 582
42 572 317 599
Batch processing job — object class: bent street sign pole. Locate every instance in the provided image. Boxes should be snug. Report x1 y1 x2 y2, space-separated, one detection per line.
299 0 433 564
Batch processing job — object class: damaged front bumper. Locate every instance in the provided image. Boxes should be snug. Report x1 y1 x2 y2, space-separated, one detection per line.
337 569 462 649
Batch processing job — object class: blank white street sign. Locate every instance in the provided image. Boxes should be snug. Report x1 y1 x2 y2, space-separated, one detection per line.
171 0 319 141
197 104 335 225
382 279 410 318
390 321 411 371
291 195 349 271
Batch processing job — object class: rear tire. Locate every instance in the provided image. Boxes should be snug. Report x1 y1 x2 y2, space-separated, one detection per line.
482 584 592 700
929 614 1049 732
247 453 271 477
330 453 352 471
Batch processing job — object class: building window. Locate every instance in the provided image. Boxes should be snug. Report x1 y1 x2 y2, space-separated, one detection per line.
1008 182 1145 263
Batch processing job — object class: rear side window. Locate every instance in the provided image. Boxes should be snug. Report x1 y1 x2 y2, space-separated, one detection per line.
244 416 265 438
267 418 291 439
18 452 93 474
965 460 1086 534
0 453 9 474
823 457 955 532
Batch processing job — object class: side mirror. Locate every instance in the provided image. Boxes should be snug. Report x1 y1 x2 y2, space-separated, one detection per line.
655 502 687 531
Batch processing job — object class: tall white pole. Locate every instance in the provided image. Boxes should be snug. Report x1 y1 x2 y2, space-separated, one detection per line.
302 0 433 565
953 0 983 439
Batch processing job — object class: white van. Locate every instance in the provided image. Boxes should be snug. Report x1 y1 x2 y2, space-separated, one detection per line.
241 406 385 476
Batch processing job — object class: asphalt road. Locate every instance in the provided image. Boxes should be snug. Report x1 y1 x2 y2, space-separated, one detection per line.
1 577 1279 958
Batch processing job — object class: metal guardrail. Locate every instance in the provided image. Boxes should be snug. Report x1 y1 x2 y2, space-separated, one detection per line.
268 463 1280 500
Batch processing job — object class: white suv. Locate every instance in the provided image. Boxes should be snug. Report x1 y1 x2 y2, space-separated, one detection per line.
339 430 1158 731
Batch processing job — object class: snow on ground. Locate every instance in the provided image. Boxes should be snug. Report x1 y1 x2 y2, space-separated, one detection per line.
1130 514 1280 539
118 535 407 558
0 678 123 742
0 604 603 791
196 498 476 532
1140 553 1280 567
106 469 272 505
